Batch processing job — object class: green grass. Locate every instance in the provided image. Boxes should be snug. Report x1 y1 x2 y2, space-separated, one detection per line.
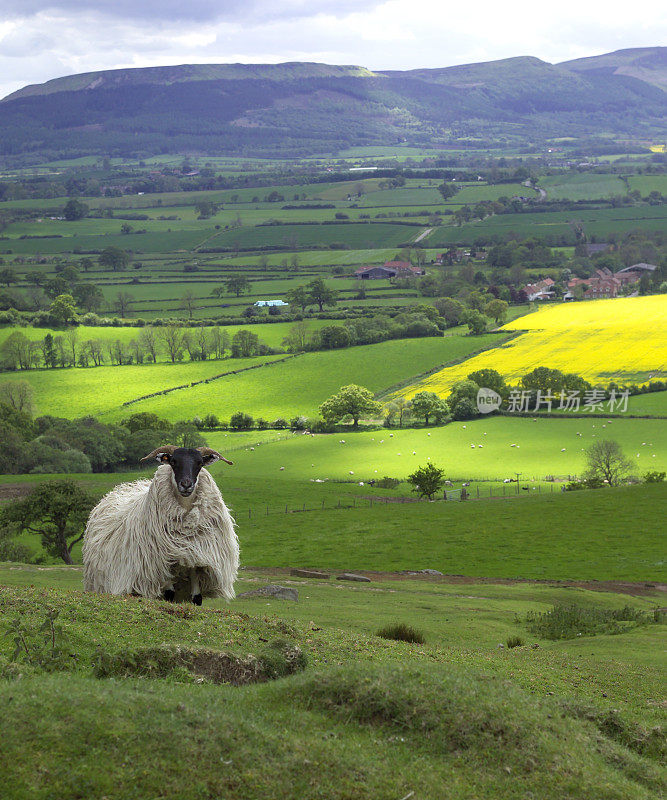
539 174 628 200
204 222 418 250
626 175 667 195
110 334 503 421
0 333 496 421
206 414 667 484
0 569 664 799
425 205 667 245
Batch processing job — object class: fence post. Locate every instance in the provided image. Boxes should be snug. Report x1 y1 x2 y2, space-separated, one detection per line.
302 503 305 512
476 487 479 499
322 499 325 510
266 505 269 516
285 504 288 513
248 508 251 519
338 499 341 508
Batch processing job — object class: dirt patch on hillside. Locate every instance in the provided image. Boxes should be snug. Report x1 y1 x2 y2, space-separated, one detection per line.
242 566 665 597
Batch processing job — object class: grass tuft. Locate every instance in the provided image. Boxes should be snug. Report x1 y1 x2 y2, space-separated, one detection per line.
506 635 524 648
376 622 425 643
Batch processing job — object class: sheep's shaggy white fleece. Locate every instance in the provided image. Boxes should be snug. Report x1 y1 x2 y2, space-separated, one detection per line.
83 465 238 600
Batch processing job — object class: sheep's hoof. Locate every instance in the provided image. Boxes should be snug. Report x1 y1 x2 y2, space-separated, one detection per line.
192 594 203 606
163 589 176 602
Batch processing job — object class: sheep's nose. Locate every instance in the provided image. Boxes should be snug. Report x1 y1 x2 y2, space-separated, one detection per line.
180 478 193 489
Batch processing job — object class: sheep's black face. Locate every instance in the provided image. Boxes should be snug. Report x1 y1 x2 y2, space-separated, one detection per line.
163 448 206 497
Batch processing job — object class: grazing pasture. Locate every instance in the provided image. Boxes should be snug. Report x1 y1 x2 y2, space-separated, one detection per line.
538 173 628 200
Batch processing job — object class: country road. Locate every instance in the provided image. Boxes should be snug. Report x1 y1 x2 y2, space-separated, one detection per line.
414 227 432 242
523 180 547 201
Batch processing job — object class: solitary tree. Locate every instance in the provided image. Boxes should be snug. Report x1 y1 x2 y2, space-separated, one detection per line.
286 285 310 311
99 246 130 272
114 291 134 318
225 276 250 297
307 278 337 312
319 384 381 428
0 480 94 564
181 290 197 319
584 440 634 486
0 379 33 414
63 199 89 221
407 463 446 500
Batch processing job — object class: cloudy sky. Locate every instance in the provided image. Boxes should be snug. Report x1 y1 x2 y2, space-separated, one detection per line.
0 0 664 98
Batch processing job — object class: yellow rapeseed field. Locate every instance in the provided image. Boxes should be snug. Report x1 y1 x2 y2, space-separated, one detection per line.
401 295 667 399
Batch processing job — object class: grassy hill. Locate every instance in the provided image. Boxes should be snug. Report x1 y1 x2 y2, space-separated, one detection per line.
0 565 664 799
1 49 665 159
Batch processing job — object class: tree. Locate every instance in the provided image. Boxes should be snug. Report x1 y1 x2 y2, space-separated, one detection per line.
159 324 185 363
49 294 77 325
584 440 633 486
114 291 134 318
138 327 160 363
63 199 89 221
286 285 310 311
307 278 337 312
40 333 57 368
171 422 206 448
231 329 259 357
225 276 250 297
282 321 310 352
181 290 197 319
434 297 465 327
0 380 33 414
410 392 449 426
319 384 381 428
0 480 94 564
318 325 351 349
460 309 488 335
407 463 446 500
99 246 130 272
0 331 36 370
44 276 70 300
121 412 171 434
73 283 103 312
467 368 506 396
484 298 509 325
229 412 254 430
0 267 17 287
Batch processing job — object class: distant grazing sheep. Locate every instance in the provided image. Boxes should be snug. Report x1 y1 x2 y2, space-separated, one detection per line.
83 446 239 605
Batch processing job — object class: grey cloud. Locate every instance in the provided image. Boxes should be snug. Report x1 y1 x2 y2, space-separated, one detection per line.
0 0 380 23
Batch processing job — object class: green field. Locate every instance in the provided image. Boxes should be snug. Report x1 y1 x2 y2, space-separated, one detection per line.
204 414 666 485
204 222 420 250
0 333 501 421
425 204 667 245
538 174 628 200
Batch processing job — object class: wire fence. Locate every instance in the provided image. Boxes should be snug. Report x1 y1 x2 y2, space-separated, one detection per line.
241 481 565 519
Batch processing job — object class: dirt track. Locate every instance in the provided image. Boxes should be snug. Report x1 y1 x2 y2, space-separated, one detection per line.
244 566 665 597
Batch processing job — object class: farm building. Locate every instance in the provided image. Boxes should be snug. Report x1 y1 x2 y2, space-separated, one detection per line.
254 299 288 307
523 278 555 301
619 263 658 274
355 261 425 279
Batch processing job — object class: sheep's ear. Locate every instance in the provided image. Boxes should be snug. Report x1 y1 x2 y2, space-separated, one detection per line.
198 447 233 466
140 446 176 463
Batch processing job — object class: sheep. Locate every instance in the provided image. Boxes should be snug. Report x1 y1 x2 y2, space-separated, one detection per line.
83 446 239 606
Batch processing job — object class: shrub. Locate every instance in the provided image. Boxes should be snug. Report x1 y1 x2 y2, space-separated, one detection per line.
273 418 288 429
506 636 524 648
374 476 401 489
644 470 666 483
376 623 425 644
229 412 253 430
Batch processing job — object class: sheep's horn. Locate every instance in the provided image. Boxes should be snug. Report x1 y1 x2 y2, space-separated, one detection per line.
198 447 233 466
140 445 177 462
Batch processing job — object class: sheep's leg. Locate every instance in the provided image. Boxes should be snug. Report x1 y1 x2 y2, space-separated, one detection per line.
163 581 176 602
190 569 202 606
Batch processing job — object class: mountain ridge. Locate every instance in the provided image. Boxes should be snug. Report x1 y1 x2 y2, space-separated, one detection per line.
0 48 664 160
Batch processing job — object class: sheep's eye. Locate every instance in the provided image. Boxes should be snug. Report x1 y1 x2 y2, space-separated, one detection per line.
160 454 170 462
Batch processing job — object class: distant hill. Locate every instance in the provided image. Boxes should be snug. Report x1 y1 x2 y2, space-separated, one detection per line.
0 49 665 160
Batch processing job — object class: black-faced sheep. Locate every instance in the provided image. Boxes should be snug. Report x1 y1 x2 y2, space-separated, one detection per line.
83 446 239 605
